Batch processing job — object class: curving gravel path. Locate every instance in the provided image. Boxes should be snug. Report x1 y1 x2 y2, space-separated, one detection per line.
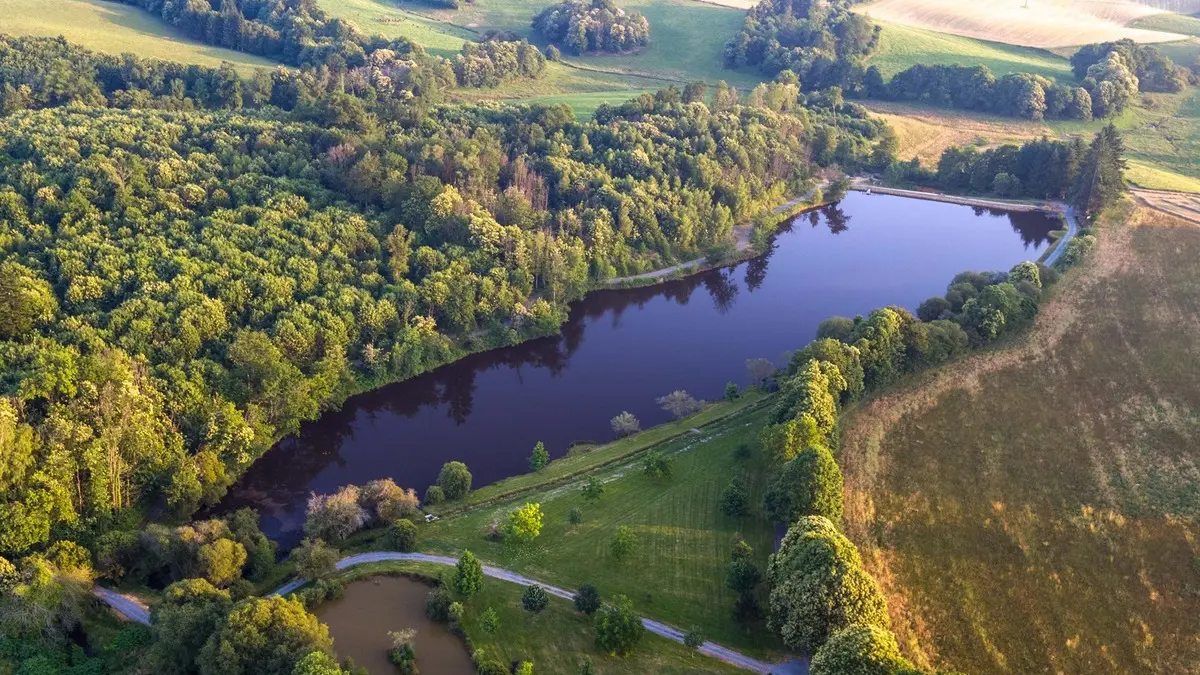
269 552 777 674
1041 204 1081 267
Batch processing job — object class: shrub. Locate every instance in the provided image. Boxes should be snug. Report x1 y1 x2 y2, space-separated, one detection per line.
582 476 604 501
721 478 749 516
437 462 473 501
290 538 339 580
568 507 583 525
594 594 644 656
504 503 544 544
573 583 601 614
423 485 445 505
453 551 483 599
305 485 369 542
610 526 636 561
656 390 702 418
724 382 740 400
610 411 640 437
361 479 420 522
641 450 672 480
481 607 500 633
390 519 419 552
529 441 550 471
522 584 549 613
684 626 705 651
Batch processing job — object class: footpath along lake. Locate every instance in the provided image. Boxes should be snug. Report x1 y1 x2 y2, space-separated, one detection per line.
220 193 1059 539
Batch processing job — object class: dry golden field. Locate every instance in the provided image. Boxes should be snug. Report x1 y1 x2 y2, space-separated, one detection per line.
840 202 1200 675
856 0 1187 47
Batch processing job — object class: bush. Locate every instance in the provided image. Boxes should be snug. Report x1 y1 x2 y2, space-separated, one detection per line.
810 624 916 675
641 450 672 480
504 503 544 544
423 485 445 505
361 479 420 522
437 462 473 501
529 441 550 471
610 411 640 437
594 594 645 656
426 585 453 623
290 538 339 580
481 607 500 633
610 526 636 561
568 507 583 525
390 519 419 552
522 584 549 613
305 485 369 542
721 478 749 516
573 583 601 614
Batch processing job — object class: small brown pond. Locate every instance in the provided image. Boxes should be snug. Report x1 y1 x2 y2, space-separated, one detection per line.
316 576 475 675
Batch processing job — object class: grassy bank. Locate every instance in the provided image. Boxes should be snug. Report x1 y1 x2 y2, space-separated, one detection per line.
432 389 769 513
839 202 1200 674
323 562 746 674
419 401 786 658
0 0 276 74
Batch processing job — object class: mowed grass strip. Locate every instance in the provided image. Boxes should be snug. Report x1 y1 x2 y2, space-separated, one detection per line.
839 203 1200 675
420 402 785 657
1 0 276 74
322 562 748 674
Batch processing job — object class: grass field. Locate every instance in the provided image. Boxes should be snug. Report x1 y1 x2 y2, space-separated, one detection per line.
1129 10 1200 36
869 21 1075 80
417 401 785 658
327 562 746 674
1127 159 1200 192
856 0 1185 48
321 0 763 88
839 203 1200 675
0 0 276 73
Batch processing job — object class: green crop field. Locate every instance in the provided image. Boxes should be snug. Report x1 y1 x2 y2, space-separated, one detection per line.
840 203 1200 674
869 20 1075 80
418 401 785 658
0 0 276 73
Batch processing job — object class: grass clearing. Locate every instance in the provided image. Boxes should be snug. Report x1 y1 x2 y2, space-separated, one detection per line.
323 562 747 674
865 101 1053 165
418 402 786 658
1127 159 1200 192
839 203 1200 674
868 20 1075 80
0 0 276 74
856 0 1185 48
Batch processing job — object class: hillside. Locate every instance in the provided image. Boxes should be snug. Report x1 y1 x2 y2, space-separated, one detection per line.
840 202 1200 674
0 0 275 73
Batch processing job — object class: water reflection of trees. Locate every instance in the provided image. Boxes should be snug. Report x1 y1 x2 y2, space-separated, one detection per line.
973 207 1057 249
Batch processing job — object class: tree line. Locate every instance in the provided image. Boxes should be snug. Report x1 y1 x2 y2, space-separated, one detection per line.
920 126 1128 216
532 0 652 55
756 245 1110 673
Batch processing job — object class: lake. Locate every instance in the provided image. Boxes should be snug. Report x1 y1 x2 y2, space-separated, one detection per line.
219 193 1058 539
316 576 475 675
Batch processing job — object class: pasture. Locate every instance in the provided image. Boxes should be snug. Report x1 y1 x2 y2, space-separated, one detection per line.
839 202 1200 674
856 0 1186 48
0 0 276 73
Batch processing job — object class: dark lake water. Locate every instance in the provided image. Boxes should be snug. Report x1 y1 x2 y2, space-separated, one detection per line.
220 193 1058 539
